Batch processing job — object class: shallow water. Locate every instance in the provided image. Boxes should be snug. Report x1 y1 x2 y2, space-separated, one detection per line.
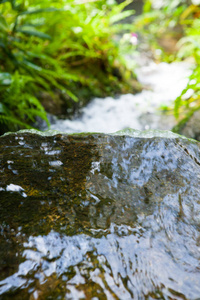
51 61 192 133
1 130 200 299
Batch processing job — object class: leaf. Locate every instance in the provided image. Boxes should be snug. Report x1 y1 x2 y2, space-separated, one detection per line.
25 108 50 126
0 72 12 85
16 28 52 40
0 102 7 113
20 7 60 15
174 95 182 118
21 21 46 28
22 60 43 71
64 89 78 102
0 114 33 129
109 10 135 25
180 4 197 20
143 0 152 13
110 0 133 15
0 14 8 31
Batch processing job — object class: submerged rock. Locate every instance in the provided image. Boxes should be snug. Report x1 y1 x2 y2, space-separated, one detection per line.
0 129 200 299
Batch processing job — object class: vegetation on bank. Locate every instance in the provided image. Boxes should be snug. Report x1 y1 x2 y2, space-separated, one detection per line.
135 0 200 127
0 0 139 134
1 0 200 135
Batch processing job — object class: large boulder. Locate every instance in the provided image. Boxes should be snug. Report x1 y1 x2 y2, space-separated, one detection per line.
0 129 200 299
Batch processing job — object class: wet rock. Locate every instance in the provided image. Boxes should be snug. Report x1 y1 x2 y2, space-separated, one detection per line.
0 128 200 299
174 110 200 142
38 90 75 117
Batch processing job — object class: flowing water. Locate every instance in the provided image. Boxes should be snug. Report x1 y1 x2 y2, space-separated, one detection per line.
1 129 200 299
51 61 192 134
0 54 197 299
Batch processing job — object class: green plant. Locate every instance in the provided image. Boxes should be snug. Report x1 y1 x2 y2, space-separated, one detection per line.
0 72 49 133
171 4 200 122
0 0 138 134
136 0 200 125
0 0 78 133
134 0 189 61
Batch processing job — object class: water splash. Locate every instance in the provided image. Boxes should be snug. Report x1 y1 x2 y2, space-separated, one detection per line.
51 61 192 133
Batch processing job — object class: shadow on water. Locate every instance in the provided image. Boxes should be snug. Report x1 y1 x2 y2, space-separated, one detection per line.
1 131 200 299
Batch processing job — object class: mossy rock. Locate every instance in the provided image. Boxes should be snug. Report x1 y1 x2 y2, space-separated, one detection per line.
0 128 200 299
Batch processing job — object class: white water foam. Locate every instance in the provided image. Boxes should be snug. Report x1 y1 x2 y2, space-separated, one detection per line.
51 61 192 133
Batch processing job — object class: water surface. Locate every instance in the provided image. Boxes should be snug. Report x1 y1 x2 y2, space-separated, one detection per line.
0 130 200 299
51 62 191 133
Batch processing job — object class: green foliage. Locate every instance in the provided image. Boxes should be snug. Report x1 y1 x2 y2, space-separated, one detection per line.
134 0 188 61
0 72 49 133
174 64 200 120
137 0 200 124
171 4 200 121
0 0 137 134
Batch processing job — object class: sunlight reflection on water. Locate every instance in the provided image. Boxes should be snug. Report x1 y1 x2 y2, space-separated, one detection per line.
1 131 200 299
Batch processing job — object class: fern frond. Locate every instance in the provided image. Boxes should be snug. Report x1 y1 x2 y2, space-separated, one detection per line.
0 114 33 129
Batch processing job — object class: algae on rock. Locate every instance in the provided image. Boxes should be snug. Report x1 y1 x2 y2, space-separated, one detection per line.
0 129 200 299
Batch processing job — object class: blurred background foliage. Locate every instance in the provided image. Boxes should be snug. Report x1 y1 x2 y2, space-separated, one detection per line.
0 0 139 134
134 0 200 126
1 0 200 134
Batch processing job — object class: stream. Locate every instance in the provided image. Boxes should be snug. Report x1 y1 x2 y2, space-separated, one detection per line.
1 53 198 300
51 60 192 133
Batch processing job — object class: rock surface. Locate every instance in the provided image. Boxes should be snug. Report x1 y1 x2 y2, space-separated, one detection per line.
0 129 200 299
174 110 200 142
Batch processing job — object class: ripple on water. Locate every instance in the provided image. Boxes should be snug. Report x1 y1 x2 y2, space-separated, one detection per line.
0 131 200 299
